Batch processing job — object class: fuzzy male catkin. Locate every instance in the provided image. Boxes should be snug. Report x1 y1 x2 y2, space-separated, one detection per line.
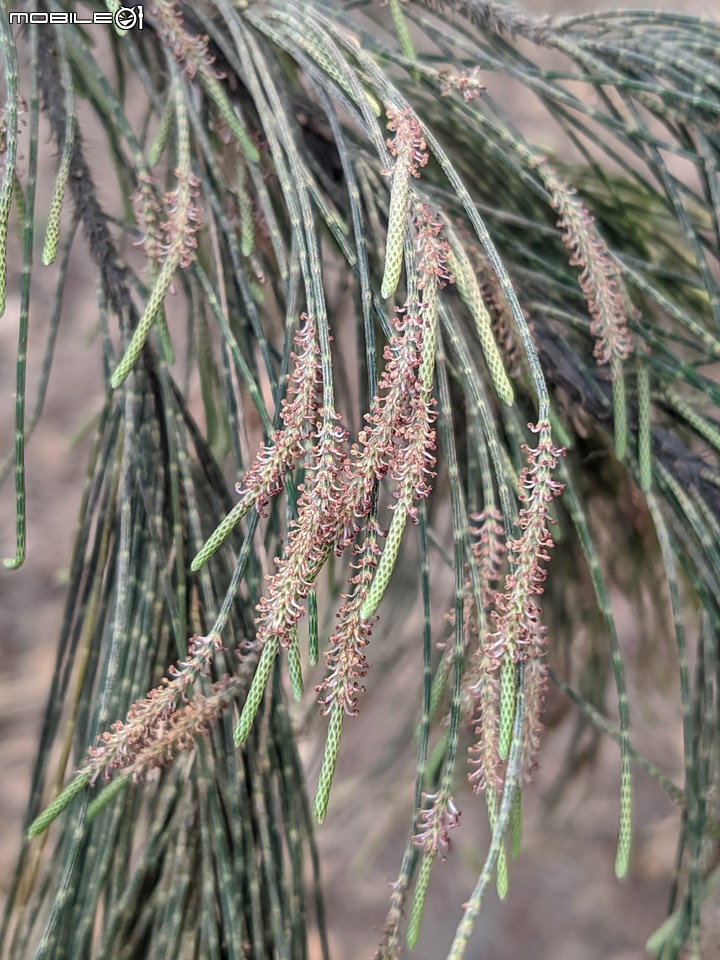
191 317 321 570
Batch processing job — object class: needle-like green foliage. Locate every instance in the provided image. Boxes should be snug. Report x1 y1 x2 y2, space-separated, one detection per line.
2 1 720 957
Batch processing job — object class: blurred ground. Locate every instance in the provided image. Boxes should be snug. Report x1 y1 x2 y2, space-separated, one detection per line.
1 1 719 958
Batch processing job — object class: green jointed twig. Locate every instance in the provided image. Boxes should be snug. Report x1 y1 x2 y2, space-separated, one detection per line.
8 4 720 958
234 637 279 744
42 30 74 267
190 494 263 570
666 388 720 454
110 235 180 388
612 360 628 461
313 703 343 823
559 463 633 880
359 499 408 619
111 85 193 388
27 771 92 838
510 791 522 859
448 242 514 405
0 11 18 317
236 161 255 257
86 774 131 821
406 852 433 949
199 70 260 163
380 161 410 300
148 94 174 168
307 589 319 665
388 0 418 81
3 27 39 571
486 787 509 899
498 652 516 760
42 132 74 267
636 357 652 493
287 627 304 701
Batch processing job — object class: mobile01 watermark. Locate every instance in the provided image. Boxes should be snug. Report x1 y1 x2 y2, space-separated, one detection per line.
9 6 144 30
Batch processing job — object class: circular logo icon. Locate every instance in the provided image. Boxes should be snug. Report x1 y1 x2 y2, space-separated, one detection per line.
114 6 138 30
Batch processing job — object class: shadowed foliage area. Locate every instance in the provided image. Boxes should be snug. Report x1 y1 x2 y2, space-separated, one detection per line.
1 1 720 957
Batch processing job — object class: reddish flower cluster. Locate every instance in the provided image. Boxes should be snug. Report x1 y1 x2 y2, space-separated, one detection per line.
371 205 449 520
415 204 453 291
148 0 216 80
385 107 428 178
349 295 438 524
380 343 436 521
132 169 203 271
82 114 450 795
388 383 437 520
86 632 223 781
462 510 508 790
253 410 351 650
531 157 633 366
158 169 203 269
252 294 439 656
353 300 425 492
467 647 503 792
480 267 525 379
257 208 450 647
132 172 164 264
315 529 380 716
487 422 565 660
236 317 322 515
255 212 449 700
121 676 242 782
466 423 565 792
438 67 486 102
412 791 461 857
469 508 507 609
87 200 452 786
